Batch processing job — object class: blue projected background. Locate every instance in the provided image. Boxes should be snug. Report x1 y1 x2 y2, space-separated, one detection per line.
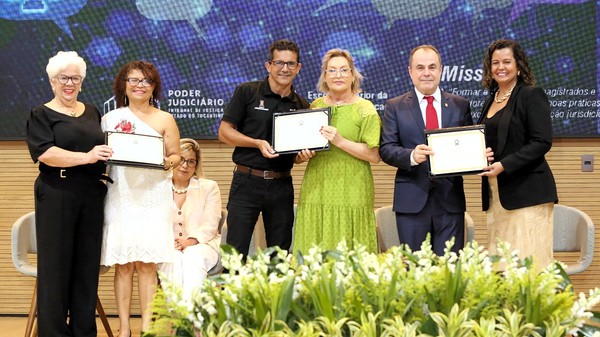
0 0 597 139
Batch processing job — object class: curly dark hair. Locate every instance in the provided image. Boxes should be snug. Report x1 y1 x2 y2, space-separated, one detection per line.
113 60 162 108
481 39 535 90
268 39 300 63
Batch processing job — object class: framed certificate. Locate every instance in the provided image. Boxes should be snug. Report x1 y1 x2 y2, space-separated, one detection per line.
272 108 331 154
105 131 165 169
425 124 487 177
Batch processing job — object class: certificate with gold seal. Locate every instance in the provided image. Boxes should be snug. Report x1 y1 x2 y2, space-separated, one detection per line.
272 108 331 154
105 131 165 169
425 124 487 177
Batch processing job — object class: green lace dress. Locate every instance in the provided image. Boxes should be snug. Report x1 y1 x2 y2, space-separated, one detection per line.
293 97 381 254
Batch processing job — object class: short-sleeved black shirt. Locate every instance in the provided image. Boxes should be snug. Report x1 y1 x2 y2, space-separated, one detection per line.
26 103 106 177
222 77 310 171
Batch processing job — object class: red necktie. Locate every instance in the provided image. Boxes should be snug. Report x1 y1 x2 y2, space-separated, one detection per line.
424 96 439 130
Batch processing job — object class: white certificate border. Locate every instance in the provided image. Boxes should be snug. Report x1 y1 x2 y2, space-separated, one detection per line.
105 131 165 169
272 108 331 154
426 125 487 177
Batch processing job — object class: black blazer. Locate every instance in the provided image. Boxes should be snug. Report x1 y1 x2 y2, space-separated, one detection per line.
478 83 558 210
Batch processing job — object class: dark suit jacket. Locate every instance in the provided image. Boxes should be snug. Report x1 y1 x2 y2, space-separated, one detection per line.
380 89 473 214
477 83 558 210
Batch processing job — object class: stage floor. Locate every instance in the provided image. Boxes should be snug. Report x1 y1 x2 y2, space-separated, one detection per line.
0 316 141 337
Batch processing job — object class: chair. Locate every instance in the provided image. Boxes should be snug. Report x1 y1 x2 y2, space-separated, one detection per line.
251 212 268 254
553 204 595 275
375 205 475 253
216 208 227 233
11 212 113 337
207 209 228 276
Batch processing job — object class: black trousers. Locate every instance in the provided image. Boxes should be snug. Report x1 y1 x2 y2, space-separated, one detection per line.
225 172 294 257
34 174 107 337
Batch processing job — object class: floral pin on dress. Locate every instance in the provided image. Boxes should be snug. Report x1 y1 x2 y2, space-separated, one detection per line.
115 119 135 133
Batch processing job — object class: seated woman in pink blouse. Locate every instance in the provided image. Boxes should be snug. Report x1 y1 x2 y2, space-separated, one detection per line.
159 138 222 297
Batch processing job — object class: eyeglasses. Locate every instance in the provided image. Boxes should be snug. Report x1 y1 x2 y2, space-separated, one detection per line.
325 68 352 77
126 77 154 87
55 75 83 85
179 158 198 168
269 60 298 70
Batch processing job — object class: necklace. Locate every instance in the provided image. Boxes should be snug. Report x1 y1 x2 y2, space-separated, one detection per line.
54 98 78 116
328 94 355 106
494 84 516 103
172 185 188 194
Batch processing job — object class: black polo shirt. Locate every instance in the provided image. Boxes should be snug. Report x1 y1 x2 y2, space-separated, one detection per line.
222 77 310 171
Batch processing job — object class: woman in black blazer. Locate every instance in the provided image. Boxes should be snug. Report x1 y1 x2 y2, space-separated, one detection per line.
478 39 558 269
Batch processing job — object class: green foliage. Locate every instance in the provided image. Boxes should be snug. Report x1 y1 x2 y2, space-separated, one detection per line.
147 241 600 337
429 304 475 337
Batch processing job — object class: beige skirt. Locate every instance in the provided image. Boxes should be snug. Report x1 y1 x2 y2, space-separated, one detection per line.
486 176 554 269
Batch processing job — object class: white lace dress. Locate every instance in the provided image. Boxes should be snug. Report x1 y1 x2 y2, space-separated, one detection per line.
100 107 173 266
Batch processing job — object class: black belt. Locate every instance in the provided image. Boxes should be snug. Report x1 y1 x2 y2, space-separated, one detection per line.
234 164 291 180
40 168 113 184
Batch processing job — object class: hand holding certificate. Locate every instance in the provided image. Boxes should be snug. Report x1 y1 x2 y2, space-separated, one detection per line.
272 108 331 154
105 131 166 169
425 125 487 177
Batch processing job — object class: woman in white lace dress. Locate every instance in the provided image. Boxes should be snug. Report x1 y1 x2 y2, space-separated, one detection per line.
100 61 180 337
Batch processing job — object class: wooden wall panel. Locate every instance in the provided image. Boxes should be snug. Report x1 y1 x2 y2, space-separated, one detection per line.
1 138 599 315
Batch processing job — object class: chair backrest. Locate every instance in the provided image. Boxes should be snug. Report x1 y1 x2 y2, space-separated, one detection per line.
218 209 227 233
553 204 595 275
208 209 229 276
11 211 38 277
249 213 267 256
12 211 112 278
464 212 475 243
375 205 475 253
375 205 399 252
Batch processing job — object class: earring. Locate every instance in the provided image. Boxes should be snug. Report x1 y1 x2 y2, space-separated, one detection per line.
124 95 129 106
518 71 521 76
150 96 154 106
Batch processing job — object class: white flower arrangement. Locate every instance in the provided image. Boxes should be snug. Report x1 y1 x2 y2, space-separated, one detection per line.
146 240 600 337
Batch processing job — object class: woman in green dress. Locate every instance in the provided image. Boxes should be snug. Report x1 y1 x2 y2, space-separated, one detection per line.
294 49 381 254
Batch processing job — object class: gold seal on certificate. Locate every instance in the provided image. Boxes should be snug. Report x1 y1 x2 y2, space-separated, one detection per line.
272 108 331 154
425 124 487 177
105 131 165 169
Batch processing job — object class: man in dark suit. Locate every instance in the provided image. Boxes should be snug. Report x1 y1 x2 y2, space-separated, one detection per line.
380 45 473 255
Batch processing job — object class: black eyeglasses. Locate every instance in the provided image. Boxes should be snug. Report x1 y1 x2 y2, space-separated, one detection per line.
126 77 154 87
55 75 83 84
269 60 298 70
179 158 198 168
